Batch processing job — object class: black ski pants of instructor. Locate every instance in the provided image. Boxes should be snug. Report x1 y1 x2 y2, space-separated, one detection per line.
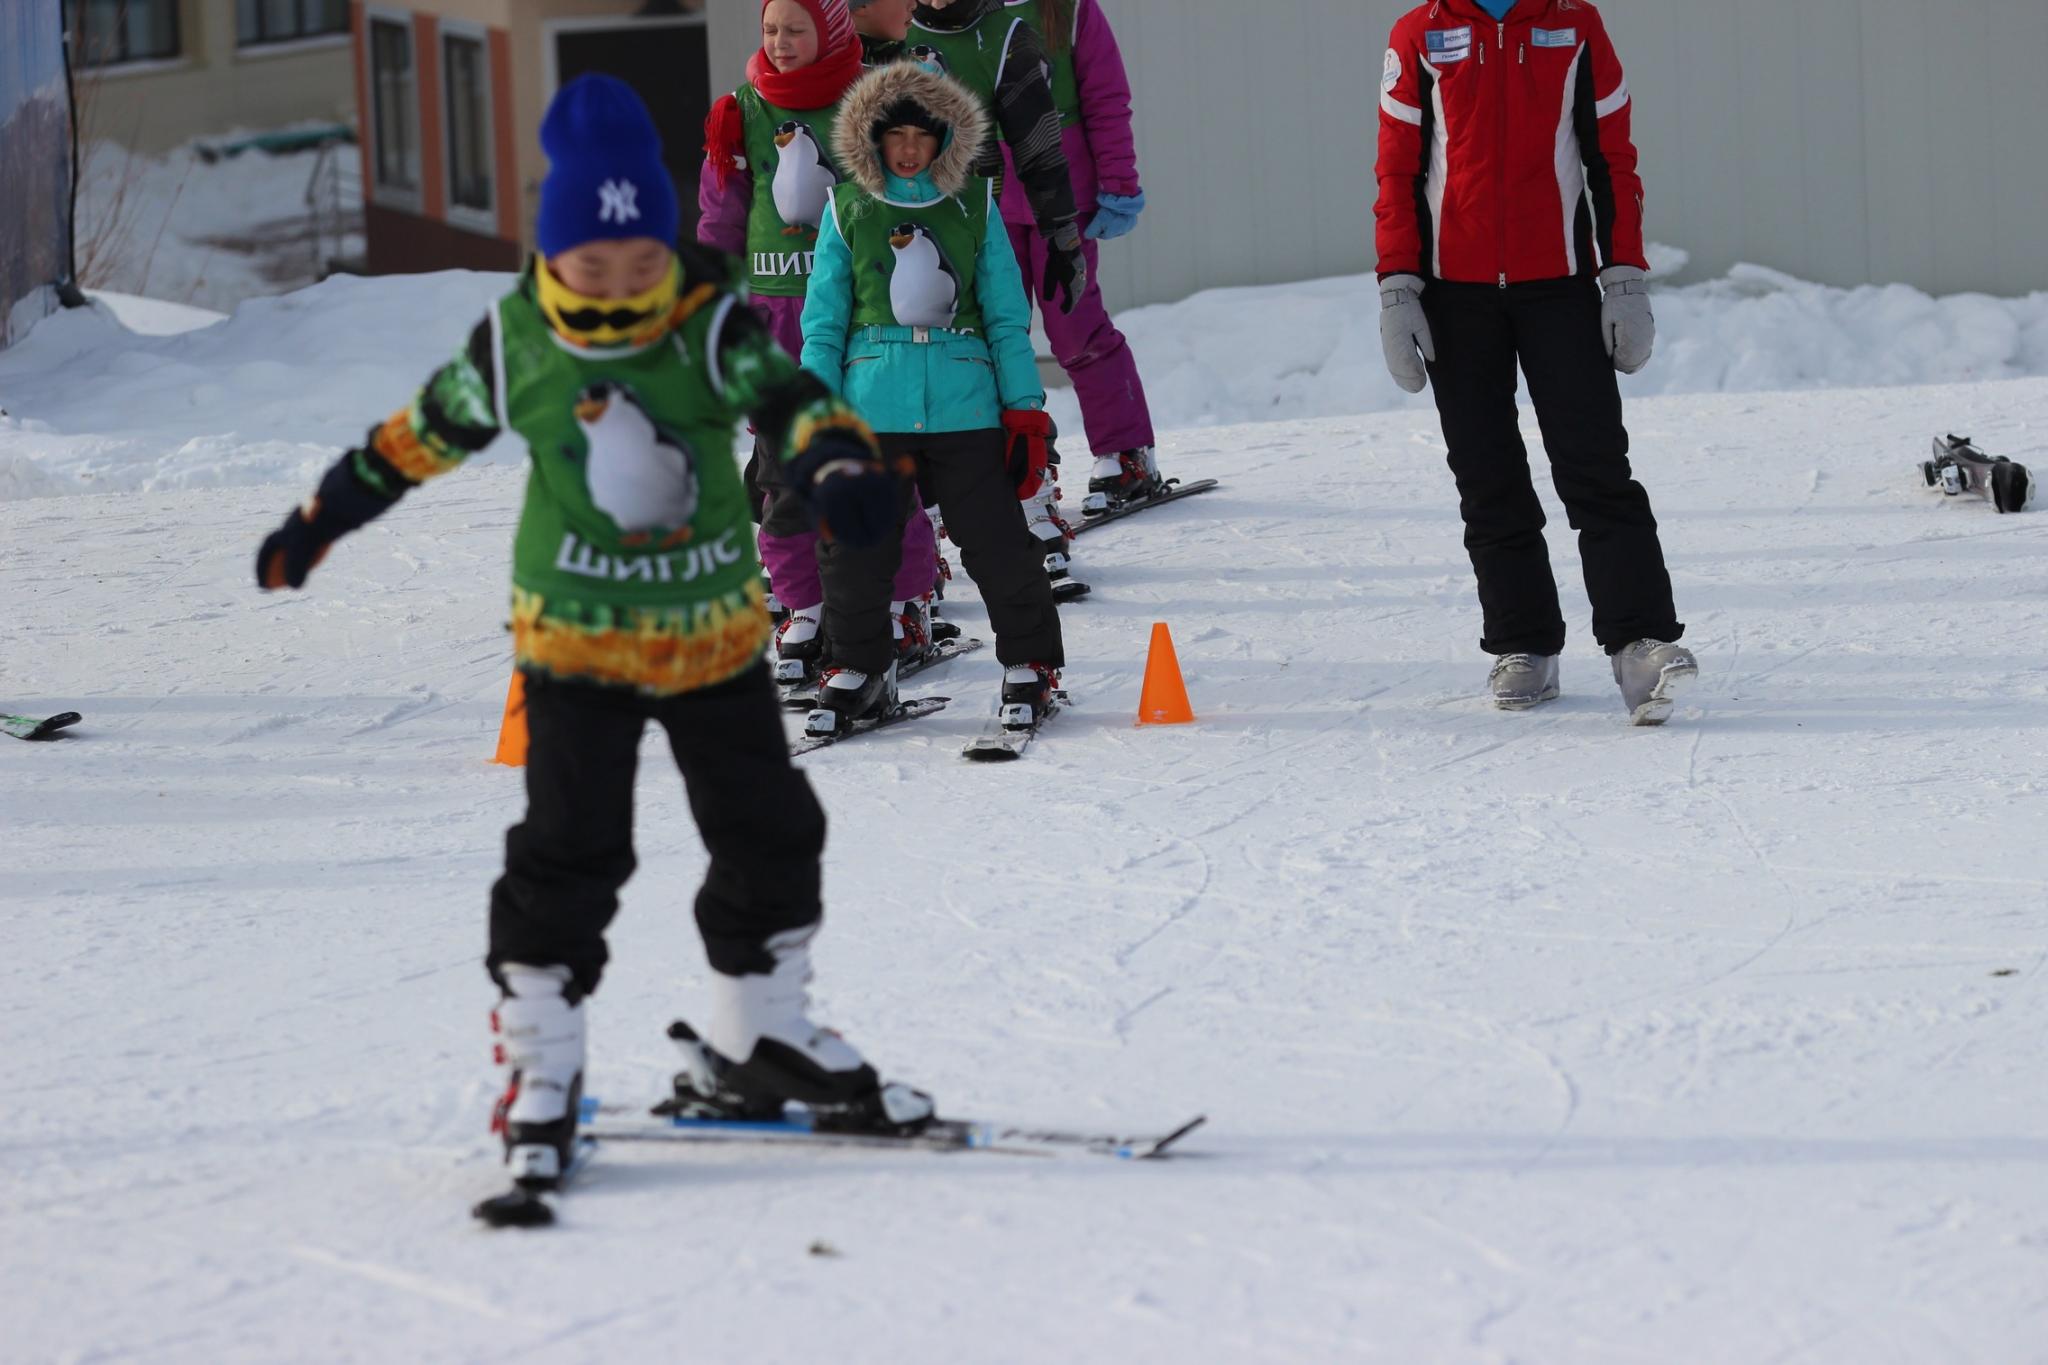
1423 277 1682 657
486 663 825 1000
799 429 1065 676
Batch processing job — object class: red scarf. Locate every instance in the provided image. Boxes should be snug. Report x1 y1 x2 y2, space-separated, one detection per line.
704 36 864 189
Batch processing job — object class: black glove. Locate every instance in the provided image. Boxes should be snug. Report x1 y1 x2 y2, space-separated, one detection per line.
786 430 901 550
1042 223 1087 316
256 451 399 590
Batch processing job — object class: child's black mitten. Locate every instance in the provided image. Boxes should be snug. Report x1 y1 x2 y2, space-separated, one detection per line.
256 453 399 590
786 431 901 549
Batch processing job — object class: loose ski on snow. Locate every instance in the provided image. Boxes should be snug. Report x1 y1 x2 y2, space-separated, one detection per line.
790 696 950 756
2 711 81 741
1921 434 2034 514
1073 479 1220 536
962 689 1065 763
581 1097 1206 1161
779 637 984 709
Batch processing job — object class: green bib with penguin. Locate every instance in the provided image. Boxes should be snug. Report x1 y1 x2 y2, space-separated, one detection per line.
735 84 843 297
493 283 760 616
832 181 989 333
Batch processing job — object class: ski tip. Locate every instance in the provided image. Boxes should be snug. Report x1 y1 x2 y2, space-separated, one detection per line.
472 1188 555 1228
1131 1114 1209 1159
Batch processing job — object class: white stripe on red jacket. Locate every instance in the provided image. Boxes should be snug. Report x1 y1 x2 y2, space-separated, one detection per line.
1374 0 1647 286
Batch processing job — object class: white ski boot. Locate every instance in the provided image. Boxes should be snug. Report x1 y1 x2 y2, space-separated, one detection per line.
773 604 824 689
1489 653 1560 710
1085 446 1162 513
1611 639 1698 726
806 658 899 737
1021 481 1075 582
660 928 933 1133
490 963 585 1190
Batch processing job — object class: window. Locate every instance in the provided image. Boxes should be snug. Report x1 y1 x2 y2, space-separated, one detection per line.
368 15 420 204
442 29 494 222
64 0 182 68
238 0 349 47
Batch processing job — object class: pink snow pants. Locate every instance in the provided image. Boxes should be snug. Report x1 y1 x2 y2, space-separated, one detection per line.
1006 226 1155 456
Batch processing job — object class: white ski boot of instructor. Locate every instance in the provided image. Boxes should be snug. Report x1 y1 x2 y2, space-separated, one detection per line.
665 928 934 1132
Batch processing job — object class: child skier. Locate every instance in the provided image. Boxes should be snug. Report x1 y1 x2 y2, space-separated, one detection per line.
799 59 1065 734
998 0 1165 513
256 75 933 1197
699 0 942 693
902 0 1090 583
851 0 915 63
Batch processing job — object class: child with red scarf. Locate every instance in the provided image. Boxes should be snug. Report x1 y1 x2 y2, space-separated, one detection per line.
702 0 942 695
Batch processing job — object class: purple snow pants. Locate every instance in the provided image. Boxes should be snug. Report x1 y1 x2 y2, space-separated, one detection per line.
1006 226 1155 457
750 294 937 610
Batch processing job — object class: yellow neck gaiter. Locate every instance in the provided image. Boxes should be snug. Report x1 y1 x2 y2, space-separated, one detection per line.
535 258 705 350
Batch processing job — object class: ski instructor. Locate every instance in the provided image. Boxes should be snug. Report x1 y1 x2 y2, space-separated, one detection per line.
1373 0 1697 725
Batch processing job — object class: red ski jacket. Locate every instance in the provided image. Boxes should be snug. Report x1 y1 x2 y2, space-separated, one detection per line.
1374 0 1647 286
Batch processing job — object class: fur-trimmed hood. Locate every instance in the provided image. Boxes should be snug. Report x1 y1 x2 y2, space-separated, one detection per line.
832 61 989 198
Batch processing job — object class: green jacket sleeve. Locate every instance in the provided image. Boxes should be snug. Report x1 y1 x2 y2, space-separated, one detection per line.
975 190 1045 412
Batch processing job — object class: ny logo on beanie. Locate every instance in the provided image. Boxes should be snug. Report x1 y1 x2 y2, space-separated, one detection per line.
598 180 641 226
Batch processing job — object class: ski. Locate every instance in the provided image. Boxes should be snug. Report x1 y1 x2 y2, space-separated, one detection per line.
581 1097 1206 1161
470 1136 598 1229
779 638 984 709
1052 579 1093 604
962 689 1064 763
1921 434 2034 514
2 711 81 741
790 696 950 756
1073 479 1220 536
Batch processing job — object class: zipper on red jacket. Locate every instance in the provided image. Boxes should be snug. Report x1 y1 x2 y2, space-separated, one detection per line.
1495 20 1508 288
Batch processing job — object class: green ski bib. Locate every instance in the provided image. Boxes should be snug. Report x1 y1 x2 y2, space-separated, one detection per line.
832 182 990 333
736 84 844 297
492 282 770 692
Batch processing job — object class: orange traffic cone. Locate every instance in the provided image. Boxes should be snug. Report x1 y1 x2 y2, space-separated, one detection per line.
491 673 529 767
1136 622 1195 725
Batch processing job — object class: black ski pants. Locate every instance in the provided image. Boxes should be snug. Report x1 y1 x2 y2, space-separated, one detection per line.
809 428 1064 674
486 663 825 999
1422 277 1682 656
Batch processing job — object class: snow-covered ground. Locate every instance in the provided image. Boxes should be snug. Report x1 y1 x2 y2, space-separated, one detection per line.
5 273 2048 1361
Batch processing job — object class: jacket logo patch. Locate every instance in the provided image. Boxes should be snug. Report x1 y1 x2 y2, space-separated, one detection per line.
1382 47 1402 91
1531 27 1578 48
1424 26 1472 63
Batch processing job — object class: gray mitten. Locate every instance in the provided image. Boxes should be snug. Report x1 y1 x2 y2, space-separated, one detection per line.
1599 264 1654 374
1378 273 1434 394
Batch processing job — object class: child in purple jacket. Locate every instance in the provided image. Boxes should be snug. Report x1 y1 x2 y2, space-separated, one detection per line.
998 0 1164 512
700 0 943 694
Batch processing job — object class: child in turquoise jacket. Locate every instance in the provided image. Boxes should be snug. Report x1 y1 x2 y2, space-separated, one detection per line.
796 58 1064 733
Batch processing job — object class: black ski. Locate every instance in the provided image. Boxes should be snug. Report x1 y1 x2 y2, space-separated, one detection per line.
962 689 1064 762
779 638 984 708
1052 579 1092 604
1922 435 2034 514
2 711 81 741
1073 479 1220 536
791 696 950 756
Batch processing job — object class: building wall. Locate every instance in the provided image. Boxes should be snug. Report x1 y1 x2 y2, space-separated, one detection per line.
1084 0 2048 309
77 0 356 154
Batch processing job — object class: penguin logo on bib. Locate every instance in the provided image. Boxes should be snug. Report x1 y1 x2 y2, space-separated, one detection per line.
572 382 701 547
887 223 960 328
771 121 838 235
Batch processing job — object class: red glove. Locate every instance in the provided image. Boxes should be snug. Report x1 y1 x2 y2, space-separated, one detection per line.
1002 409 1055 498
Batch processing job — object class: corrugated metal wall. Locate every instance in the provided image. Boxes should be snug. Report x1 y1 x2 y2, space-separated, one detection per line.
706 0 2048 309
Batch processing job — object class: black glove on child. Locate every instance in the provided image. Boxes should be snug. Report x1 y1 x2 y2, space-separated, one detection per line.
1001 409 1056 498
255 453 400 590
784 430 903 550
1042 223 1088 316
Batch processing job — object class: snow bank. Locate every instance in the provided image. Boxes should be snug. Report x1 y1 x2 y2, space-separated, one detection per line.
0 272 512 496
7 253 2048 500
1045 258 2048 435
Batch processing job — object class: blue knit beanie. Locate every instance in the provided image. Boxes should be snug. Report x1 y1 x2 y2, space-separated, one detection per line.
535 74 680 256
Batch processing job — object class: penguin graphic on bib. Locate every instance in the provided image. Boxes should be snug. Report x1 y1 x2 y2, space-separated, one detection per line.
771 120 838 236
572 381 701 547
887 222 960 328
